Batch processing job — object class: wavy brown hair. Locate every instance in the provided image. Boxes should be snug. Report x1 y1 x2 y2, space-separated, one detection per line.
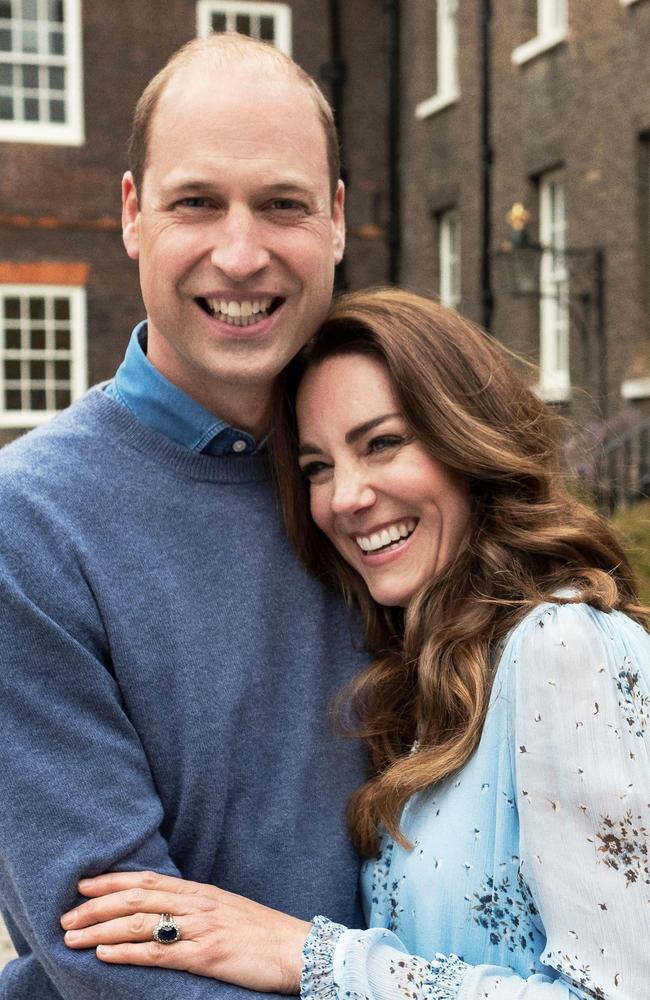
271 287 647 858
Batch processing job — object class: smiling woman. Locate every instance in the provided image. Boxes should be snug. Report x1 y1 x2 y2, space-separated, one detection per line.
62 289 650 998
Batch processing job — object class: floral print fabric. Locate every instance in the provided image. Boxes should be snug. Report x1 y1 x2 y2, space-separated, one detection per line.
302 603 650 999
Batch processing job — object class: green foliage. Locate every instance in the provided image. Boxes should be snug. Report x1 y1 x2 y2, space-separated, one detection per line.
611 500 650 606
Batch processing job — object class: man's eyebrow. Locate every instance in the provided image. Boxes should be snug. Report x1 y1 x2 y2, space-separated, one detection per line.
299 414 402 457
161 178 316 198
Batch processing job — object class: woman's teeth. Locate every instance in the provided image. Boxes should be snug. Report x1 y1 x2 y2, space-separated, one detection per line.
355 519 417 553
203 297 275 326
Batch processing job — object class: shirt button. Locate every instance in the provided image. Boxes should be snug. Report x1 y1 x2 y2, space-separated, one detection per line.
232 439 248 453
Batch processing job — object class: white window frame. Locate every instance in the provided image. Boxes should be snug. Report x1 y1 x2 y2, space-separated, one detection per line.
0 283 87 428
537 174 570 402
415 0 459 120
0 0 84 144
620 0 643 6
196 1 292 55
438 209 461 311
512 0 567 66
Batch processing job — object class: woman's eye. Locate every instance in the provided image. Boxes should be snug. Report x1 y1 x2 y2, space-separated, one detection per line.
300 460 331 481
367 435 405 454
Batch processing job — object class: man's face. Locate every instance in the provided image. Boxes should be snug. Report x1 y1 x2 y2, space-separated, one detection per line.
122 59 345 425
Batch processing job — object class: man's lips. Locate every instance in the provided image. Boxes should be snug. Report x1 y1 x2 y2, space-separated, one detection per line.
196 295 284 327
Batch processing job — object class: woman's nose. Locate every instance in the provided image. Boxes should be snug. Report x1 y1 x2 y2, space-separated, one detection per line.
330 468 376 515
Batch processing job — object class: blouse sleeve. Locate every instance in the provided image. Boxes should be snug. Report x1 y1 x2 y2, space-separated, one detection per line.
301 603 650 1000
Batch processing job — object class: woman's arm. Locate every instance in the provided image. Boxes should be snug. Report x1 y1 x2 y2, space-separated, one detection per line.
63 603 650 999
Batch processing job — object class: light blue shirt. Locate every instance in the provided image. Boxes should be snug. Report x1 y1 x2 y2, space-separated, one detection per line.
303 601 650 999
105 322 261 456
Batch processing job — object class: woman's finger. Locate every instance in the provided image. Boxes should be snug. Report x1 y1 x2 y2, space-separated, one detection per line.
61 887 206 930
64 911 163 948
77 870 211 899
95 939 200 970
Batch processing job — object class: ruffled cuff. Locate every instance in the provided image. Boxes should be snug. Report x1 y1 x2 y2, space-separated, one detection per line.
300 915 347 1000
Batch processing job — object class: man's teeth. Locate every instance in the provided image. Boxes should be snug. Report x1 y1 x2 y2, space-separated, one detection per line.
356 520 417 553
205 297 274 326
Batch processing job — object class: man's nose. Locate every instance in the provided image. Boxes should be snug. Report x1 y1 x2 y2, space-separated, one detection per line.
330 468 376 516
209 209 271 282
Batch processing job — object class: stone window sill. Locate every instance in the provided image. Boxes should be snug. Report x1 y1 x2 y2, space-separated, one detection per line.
621 377 650 400
512 30 567 67
415 91 460 121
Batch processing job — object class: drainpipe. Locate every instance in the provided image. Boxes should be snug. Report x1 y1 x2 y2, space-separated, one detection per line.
321 0 348 289
480 0 493 330
384 0 401 284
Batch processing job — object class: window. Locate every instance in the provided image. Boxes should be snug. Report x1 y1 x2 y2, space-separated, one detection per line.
438 210 461 311
0 284 86 427
538 174 570 401
196 1 291 55
512 0 567 66
415 0 459 120
0 0 83 144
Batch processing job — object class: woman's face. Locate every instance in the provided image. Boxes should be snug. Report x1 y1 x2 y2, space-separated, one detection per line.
296 353 472 607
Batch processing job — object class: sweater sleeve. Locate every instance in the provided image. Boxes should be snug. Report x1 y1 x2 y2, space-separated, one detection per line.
301 604 650 1000
0 529 283 999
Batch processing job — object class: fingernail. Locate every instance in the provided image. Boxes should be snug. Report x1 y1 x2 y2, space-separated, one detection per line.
78 879 92 891
61 912 76 929
64 931 80 944
96 945 111 957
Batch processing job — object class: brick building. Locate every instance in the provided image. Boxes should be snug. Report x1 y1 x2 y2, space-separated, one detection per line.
398 0 650 499
2 1 650 503
0 0 390 445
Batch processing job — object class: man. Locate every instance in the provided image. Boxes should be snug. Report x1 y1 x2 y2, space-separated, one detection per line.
0 34 366 999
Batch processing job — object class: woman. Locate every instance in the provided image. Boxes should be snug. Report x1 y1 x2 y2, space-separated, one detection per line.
62 289 650 997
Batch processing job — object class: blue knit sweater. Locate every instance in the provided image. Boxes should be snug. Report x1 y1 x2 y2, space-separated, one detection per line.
0 388 367 999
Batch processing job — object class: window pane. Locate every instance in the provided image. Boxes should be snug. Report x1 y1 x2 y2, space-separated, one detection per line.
30 359 46 379
21 28 38 52
29 298 45 320
30 388 47 409
22 0 38 19
54 297 70 319
0 29 12 50
55 387 71 408
0 94 13 118
48 65 64 89
0 2 12 18
49 98 64 121
4 298 20 319
24 96 39 120
30 328 46 349
259 16 275 41
235 14 251 34
49 29 64 54
0 63 12 85
5 328 21 349
48 0 64 22
5 389 22 410
53 359 70 379
4 360 21 380
22 63 39 87
210 13 227 32
54 328 70 349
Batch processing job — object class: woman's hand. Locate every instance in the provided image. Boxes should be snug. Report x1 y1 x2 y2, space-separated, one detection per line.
61 871 312 993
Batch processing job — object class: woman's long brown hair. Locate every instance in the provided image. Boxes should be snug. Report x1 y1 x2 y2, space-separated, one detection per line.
271 287 647 858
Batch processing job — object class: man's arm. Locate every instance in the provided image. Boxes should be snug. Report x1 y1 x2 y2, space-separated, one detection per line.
0 540 283 1000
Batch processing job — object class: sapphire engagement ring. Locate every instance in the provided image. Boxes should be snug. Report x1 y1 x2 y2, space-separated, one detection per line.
153 912 181 944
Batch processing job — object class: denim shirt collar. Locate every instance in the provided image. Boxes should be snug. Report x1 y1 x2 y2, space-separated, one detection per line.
106 323 261 456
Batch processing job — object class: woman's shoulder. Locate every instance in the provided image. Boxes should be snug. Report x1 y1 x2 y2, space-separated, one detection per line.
505 597 648 655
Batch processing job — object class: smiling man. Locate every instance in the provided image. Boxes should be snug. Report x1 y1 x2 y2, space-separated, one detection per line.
0 35 366 1000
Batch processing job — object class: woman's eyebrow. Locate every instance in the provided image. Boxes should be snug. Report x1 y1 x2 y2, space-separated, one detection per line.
298 413 402 457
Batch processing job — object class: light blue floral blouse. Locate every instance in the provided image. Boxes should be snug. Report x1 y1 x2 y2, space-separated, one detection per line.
301 602 650 999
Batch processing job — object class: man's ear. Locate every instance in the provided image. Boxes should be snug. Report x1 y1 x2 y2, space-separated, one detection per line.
122 172 140 260
332 180 346 265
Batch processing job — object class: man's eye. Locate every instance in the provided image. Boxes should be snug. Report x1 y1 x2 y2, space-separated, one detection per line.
178 197 209 208
268 199 306 213
299 460 331 481
367 435 405 454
